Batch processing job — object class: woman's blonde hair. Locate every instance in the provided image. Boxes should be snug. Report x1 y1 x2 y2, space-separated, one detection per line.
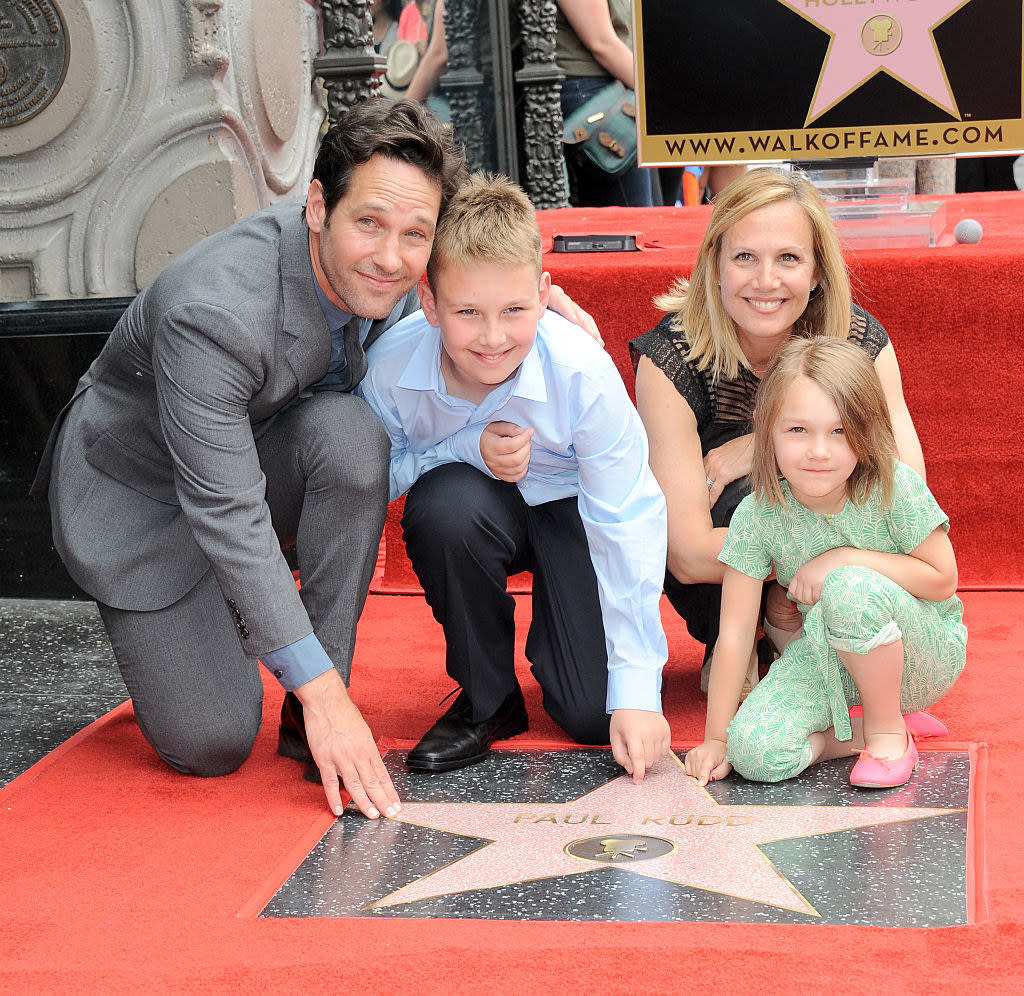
654 168 853 380
751 336 897 508
426 172 542 286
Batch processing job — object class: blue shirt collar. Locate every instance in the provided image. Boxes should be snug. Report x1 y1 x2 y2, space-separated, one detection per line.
312 277 356 332
395 324 548 406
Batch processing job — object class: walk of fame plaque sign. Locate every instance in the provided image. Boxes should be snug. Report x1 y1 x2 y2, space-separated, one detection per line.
0 0 70 128
261 748 973 925
633 0 1024 165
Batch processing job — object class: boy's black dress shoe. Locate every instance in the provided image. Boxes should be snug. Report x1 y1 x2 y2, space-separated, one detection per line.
277 691 323 784
407 684 528 772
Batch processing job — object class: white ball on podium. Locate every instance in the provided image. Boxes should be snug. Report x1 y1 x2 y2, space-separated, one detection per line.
953 219 983 244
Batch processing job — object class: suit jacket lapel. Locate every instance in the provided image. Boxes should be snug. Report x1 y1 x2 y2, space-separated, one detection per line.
278 208 331 391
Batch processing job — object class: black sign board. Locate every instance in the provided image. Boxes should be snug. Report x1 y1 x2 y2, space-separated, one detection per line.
634 0 1024 165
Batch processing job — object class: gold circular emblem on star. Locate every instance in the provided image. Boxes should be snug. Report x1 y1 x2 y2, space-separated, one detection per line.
861 15 903 58
565 834 676 864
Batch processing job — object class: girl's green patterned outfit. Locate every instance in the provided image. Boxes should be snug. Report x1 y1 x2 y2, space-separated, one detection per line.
719 462 967 782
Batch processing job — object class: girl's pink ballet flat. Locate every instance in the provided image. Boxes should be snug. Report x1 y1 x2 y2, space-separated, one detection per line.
849 731 919 789
848 705 948 739
902 711 948 738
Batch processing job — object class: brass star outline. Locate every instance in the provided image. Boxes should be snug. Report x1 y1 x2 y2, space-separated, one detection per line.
368 752 962 916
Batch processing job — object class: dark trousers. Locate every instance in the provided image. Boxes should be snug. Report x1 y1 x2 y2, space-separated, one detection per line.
76 392 390 776
662 473 772 659
401 464 610 745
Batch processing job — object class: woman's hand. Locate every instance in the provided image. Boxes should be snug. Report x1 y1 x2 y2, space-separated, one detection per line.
764 579 803 632
787 547 853 605
703 433 753 507
547 283 602 344
684 739 731 786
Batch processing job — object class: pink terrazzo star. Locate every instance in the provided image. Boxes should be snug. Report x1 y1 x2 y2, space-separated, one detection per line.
369 752 962 915
777 0 972 123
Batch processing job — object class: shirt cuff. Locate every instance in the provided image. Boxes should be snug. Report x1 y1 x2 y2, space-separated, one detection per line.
260 632 335 691
449 424 490 476
605 665 663 713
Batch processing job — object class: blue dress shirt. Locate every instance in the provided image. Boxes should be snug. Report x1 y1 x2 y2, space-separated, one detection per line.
355 309 669 713
311 281 372 385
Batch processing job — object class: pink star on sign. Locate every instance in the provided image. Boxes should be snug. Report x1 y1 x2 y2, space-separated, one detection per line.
777 0 972 124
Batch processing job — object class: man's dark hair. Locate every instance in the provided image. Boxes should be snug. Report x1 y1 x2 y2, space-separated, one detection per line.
311 98 467 219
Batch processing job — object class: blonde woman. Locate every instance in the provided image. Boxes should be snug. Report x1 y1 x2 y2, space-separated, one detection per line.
630 168 925 694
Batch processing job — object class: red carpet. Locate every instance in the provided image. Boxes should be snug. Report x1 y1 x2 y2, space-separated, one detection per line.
1 589 1022 992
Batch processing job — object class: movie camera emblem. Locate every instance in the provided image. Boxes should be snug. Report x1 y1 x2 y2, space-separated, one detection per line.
565 835 675 864
861 15 903 58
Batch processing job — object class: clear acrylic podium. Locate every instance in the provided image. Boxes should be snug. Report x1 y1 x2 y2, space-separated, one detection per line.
800 161 947 249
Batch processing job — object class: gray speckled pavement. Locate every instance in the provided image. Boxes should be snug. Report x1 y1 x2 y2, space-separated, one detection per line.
0 598 125 787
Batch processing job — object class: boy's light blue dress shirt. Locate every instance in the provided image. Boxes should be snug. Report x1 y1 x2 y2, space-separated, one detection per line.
356 309 669 714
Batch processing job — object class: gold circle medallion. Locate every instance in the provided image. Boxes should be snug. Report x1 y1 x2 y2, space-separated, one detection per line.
861 15 903 58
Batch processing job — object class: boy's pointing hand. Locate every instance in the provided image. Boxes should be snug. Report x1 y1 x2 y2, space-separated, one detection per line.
610 709 671 784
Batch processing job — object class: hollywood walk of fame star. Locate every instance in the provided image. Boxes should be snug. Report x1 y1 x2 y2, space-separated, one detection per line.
776 0 973 124
368 752 962 916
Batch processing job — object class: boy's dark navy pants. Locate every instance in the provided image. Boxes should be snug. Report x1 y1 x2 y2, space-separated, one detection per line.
401 463 610 744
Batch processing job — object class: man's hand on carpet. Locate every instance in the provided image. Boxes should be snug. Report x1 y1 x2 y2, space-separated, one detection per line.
294 669 401 820
610 709 670 784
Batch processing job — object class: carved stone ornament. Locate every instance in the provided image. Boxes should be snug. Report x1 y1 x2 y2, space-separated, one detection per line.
439 0 487 172
316 0 384 120
516 0 567 208
182 0 229 74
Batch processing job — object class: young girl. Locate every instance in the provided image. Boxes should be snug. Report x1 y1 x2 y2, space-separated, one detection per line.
684 337 967 789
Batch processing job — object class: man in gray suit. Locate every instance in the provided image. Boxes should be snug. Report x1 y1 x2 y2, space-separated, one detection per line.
33 100 467 820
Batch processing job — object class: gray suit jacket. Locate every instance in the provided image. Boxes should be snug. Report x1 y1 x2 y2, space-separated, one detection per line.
34 199 418 656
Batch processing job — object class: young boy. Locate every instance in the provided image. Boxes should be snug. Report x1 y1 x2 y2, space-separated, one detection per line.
356 173 670 782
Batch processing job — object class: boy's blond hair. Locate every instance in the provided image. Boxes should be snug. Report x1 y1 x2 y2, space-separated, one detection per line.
426 172 542 286
654 168 853 381
752 336 898 509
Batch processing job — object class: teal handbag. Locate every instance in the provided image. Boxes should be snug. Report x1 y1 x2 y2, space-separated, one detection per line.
562 81 638 175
